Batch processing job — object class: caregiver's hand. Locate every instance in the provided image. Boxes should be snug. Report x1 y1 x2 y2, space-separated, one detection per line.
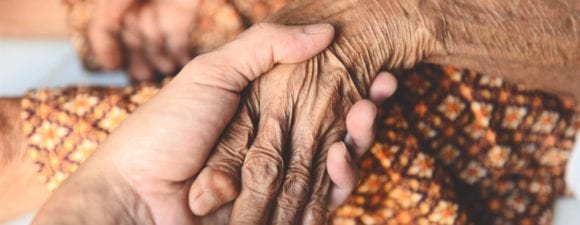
30 23 389 225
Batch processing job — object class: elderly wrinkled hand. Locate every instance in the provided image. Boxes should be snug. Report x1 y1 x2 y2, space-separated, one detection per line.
187 0 431 224
31 23 396 225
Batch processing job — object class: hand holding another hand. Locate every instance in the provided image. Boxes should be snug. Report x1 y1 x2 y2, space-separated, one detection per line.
32 23 397 225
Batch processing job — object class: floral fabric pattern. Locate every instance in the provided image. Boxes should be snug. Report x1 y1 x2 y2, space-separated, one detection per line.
23 64 579 224
22 83 160 190
330 64 579 225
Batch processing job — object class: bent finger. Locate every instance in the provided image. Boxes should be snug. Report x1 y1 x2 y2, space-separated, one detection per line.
189 104 254 216
327 142 356 210
139 5 176 75
228 112 287 225
369 72 397 105
345 100 378 159
88 0 133 70
122 9 154 81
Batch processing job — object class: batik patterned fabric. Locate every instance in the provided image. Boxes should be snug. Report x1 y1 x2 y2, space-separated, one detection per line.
22 83 161 190
22 65 578 224
330 64 579 225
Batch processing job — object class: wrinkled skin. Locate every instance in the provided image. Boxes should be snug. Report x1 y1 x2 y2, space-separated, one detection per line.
189 1 438 224
190 0 580 224
30 23 400 225
193 52 362 225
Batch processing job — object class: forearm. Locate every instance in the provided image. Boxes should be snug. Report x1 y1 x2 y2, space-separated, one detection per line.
32 158 152 225
266 0 441 97
268 0 579 100
423 0 580 100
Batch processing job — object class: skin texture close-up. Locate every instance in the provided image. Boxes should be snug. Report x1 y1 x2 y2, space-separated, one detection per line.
75 0 579 100
187 0 579 224
28 23 398 225
0 0 578 224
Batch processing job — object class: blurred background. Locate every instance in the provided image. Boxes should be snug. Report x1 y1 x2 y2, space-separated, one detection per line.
0 0 579 224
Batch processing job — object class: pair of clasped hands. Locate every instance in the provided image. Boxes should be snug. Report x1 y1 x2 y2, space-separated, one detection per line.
32 23 397 225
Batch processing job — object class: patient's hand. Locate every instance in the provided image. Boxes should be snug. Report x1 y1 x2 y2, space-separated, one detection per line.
193 0 580 223
191 52 398 225
188 1 432 222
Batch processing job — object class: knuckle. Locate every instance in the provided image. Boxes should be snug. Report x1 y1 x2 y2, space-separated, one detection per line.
242 148 284 194
189 54 237 77
306 198 328 216
168 37 189 49
302 202 328 225
282 171 310 200
293 135 317 149
145 34 164 47
208 143 246 173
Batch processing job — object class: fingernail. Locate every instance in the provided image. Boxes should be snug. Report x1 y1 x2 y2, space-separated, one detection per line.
303 24 333 34
344 134 353 146
191 192 217 216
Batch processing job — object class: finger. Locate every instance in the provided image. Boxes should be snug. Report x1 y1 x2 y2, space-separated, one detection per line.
139 5 176 75
180 22 335 92
343 72 395 157
157 1 199 65
189 103 253 216
88 0 133 70
87 22 123 70
270 126 321 225
300 133 338 225
327 91 387 210
122 10 154 81
345 100 378 159
326 98 382 210
326 142 356 210
229 112 286 225
369 71 398 105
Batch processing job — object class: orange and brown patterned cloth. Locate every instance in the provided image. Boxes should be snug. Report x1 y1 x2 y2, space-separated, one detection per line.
22 83 160 189
22 64 579 225
330 64 579 225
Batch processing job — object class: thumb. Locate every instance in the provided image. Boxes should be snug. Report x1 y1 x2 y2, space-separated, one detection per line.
178 22 335 92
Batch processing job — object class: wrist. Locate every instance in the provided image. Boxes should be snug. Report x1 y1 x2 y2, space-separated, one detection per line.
32 155 153 225
0 98 51 223
419 0 580 100
267 0 441 96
